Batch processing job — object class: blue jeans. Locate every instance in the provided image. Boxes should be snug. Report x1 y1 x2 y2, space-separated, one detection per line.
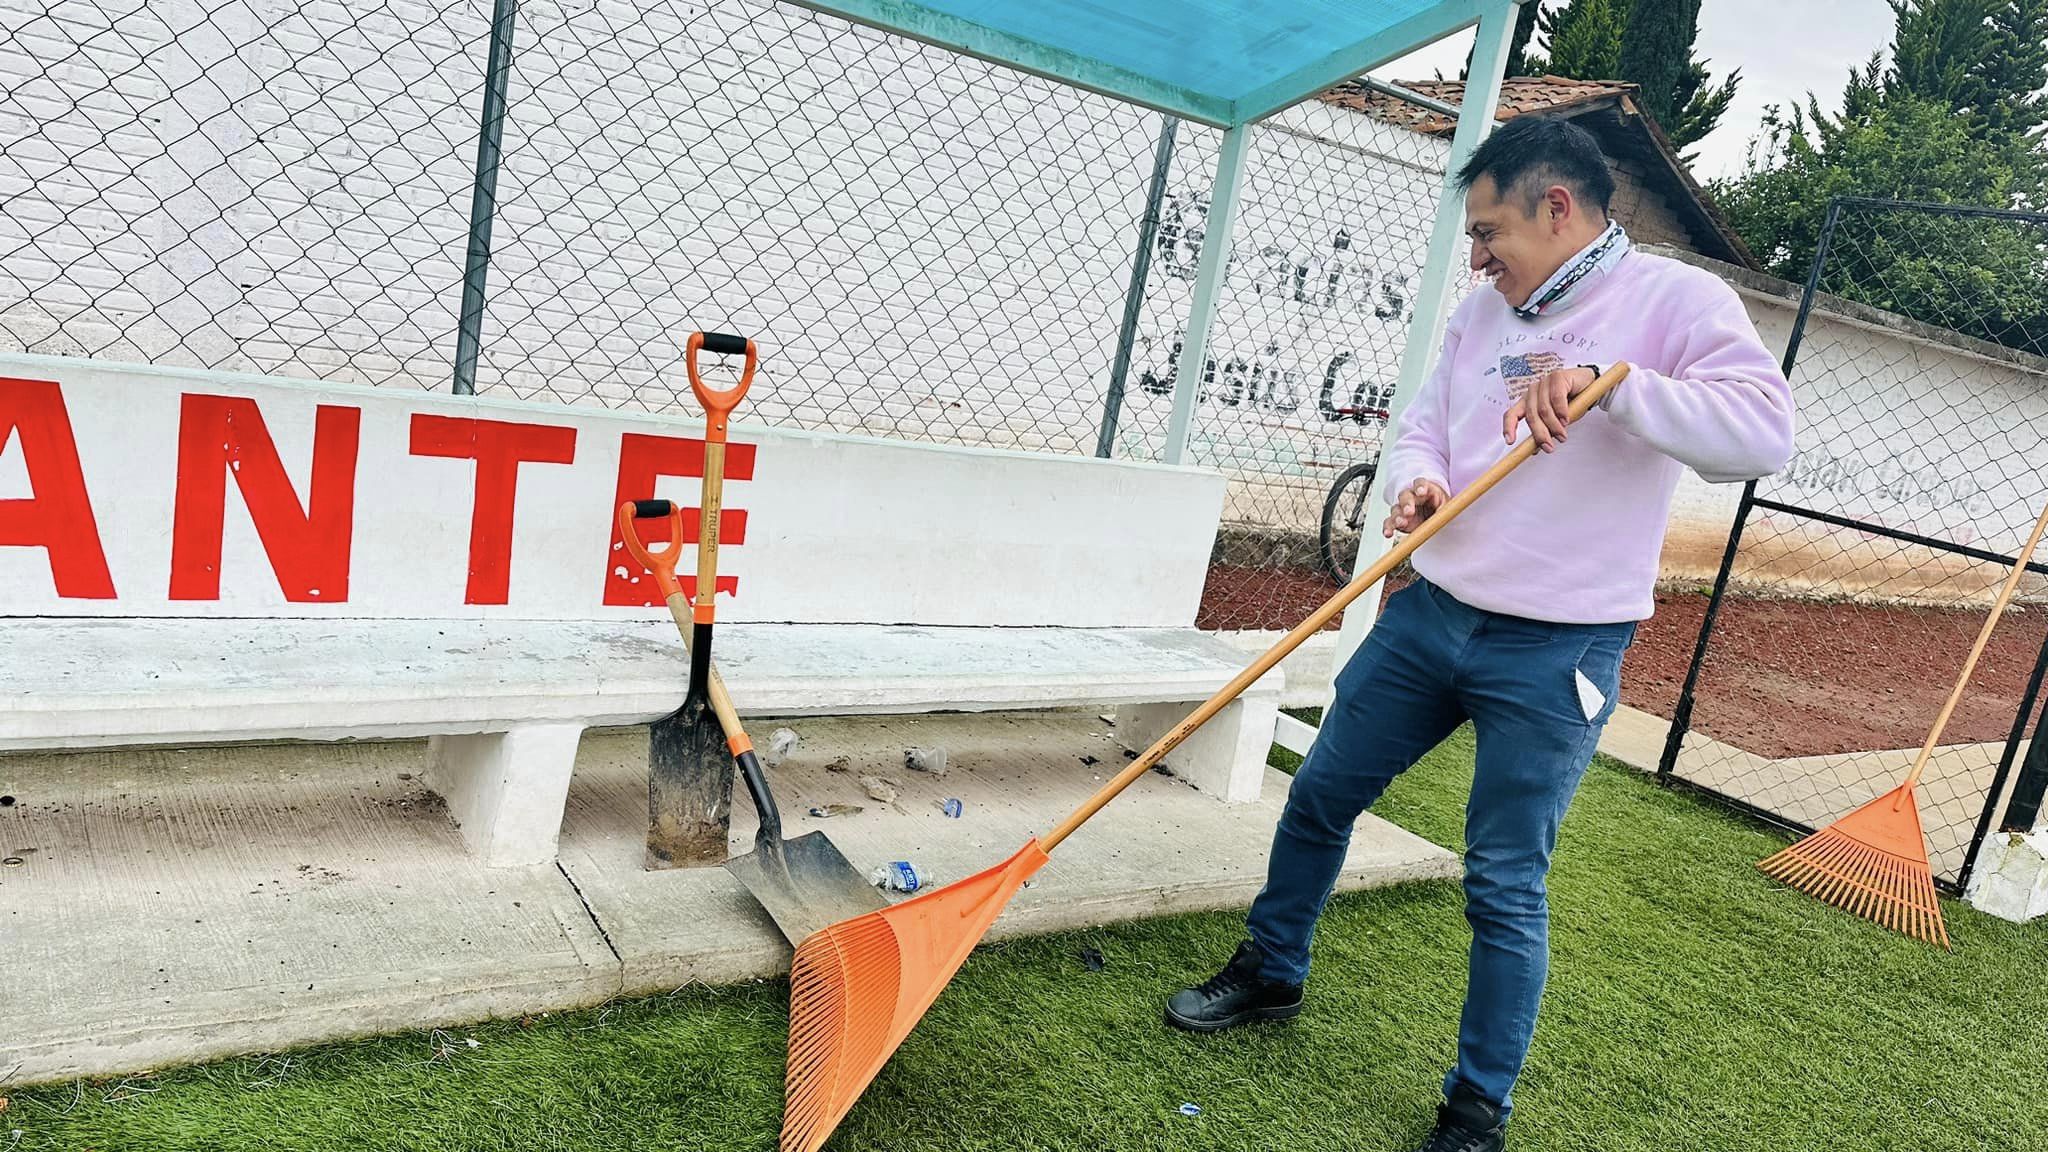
1245 577 1635 1117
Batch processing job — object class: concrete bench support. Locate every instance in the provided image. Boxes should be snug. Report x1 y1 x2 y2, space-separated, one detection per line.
1116 696 1276 803
427 723 588 867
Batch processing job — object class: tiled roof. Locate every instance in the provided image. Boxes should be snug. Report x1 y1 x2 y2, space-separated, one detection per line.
1319 76 1760 270
1319 76 1639 134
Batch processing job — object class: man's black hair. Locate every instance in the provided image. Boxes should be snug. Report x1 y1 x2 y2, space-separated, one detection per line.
1454 113 1615 218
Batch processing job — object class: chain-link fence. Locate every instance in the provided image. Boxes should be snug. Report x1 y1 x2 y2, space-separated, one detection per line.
0 0 494 386
1113 102 1464 632
0 0 1464 633
1658 197 2048 892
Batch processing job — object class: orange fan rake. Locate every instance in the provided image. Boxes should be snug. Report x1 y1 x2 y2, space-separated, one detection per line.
774 364 1635 1152
1759 492 2048 949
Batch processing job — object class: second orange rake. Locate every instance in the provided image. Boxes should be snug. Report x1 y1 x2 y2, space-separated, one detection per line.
1758 489 2048 948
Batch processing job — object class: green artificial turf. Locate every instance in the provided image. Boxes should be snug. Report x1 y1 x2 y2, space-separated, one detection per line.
10 724 2044 1151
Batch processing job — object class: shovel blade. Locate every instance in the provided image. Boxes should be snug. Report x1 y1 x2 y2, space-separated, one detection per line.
647 697 734 869
726 831 887 947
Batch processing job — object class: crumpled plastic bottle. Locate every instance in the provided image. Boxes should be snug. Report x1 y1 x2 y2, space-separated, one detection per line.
868 860 928 893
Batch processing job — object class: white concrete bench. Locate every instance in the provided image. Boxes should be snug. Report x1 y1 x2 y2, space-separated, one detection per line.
0 356 1272 869
0 617 1282 865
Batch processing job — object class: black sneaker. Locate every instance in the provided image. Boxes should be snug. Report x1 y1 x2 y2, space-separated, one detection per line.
1163 939 1303 1033
1414 1084 1507 1152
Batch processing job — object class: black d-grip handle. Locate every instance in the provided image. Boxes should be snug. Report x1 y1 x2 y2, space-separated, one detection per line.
699 332 748 356
633 499 674 518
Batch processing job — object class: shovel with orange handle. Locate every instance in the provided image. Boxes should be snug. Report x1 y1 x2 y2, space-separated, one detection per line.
621 331 884 944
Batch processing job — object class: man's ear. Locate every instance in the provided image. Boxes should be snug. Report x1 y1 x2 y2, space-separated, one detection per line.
1541 185 1574 231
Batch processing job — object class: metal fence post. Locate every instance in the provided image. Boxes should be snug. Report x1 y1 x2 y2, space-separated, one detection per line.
1956 627 2048 891
1656 197 1844 778
1999 712 2048 835
1096 114 1178 459
452 0 519 395
1161 123 1252 466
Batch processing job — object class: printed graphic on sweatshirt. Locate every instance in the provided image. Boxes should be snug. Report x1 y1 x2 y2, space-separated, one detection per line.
1498 351 1565 403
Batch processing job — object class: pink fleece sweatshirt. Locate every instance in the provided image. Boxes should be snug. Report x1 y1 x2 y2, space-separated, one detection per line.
1381 248 1795 624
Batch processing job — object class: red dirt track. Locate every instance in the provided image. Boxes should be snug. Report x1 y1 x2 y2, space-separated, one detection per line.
1198 563 2046 760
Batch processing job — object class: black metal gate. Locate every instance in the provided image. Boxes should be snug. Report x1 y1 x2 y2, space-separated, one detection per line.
1657 196 2048 893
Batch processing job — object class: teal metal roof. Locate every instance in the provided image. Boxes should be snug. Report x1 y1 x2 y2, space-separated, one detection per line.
781 0 1511 127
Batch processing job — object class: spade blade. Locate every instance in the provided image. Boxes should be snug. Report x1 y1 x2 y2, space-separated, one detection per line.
646 695 734 869
726 830 887 947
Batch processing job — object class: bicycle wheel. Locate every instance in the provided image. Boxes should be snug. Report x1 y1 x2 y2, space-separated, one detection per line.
1318 460 1378 586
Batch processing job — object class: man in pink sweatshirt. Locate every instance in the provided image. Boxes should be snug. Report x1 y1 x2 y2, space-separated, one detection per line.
1165 114 1795 1151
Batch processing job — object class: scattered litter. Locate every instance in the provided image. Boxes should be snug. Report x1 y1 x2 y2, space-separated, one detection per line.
904 746 948 776
824 756 852 773
1122 749 1138 760
464 1037 481 1049
1178 1103 1201 1117
1078 947 1105 972
869 860 927 893
397 772 414 781
861 776 899 804
1098 714 1116 726
1079 755 1099 767
939 797 963 818
808 804 864 818
0 796 13 807
0 1098 8 1115
765 727 800 767
1151 764 1173 776
0 859 19 869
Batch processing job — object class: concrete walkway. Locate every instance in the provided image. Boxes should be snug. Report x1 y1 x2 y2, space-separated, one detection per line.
0 710 1454 1086
1595 704 2018 879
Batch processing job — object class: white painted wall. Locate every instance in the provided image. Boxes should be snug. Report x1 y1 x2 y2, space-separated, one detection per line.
0 353 1225 625
1654 249 2048 601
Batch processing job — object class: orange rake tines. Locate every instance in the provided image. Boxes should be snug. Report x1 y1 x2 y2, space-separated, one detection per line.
772 364 1635 1152
1757 782 1949 949
1758 491 2048 951
783 842 1048 1152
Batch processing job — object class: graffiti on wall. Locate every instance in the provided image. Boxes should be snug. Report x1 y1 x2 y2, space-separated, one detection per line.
1130 330 1395 423
1117 187 1429 495
1775 444 1994 523
1150 190 1417 323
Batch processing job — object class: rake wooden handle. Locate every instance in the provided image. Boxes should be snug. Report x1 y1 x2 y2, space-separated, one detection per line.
1039 362 1633 853
1900 496 2048 794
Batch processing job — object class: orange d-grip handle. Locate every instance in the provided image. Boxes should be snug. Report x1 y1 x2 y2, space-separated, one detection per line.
685 331 756 443
618 499 687 599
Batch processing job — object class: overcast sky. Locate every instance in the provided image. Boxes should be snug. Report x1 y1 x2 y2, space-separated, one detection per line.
1368 0 1898 182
